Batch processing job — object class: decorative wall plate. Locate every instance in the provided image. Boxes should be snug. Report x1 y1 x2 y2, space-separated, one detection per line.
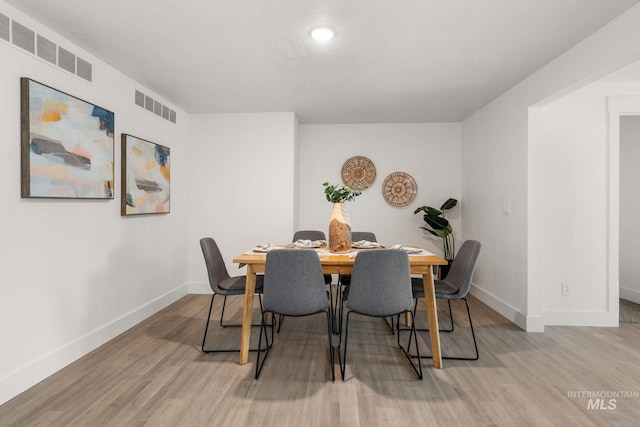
382 172 417 207
341 155 376 190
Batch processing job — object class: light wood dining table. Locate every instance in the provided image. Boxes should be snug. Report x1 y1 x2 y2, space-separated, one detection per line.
233 247 448 368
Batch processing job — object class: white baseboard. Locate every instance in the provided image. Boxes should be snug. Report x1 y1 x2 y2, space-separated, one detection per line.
524 315 545 333
542 309 618 327
620 286 640 304
469 284 529 331
0 283 188 406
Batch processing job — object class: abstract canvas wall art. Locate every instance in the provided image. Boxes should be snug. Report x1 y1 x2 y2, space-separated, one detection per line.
121 134 170 215
20 78 115 198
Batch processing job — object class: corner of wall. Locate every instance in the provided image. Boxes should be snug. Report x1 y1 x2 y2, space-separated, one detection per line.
470 283 527 331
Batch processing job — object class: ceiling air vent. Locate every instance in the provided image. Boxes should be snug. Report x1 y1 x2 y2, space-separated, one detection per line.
134 89 177 124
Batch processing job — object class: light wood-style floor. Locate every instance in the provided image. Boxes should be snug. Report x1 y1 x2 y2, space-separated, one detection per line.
2 294 640 426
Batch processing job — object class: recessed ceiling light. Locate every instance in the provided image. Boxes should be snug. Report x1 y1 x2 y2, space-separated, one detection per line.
309 26 336 41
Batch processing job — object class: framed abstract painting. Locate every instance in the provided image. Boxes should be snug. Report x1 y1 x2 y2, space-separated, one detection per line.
20 78 115 198
121 134 170 215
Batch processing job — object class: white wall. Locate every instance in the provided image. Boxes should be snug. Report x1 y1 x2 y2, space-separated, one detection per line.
463 3 640 331
187 113 298 291
530 80 640 325
297 123 461 254
620 115 640 304
531 77 640 324
0 2 189 404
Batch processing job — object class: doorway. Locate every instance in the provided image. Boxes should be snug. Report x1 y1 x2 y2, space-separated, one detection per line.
619 116 640 319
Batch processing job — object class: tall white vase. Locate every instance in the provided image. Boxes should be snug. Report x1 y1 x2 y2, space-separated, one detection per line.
329 202 352 252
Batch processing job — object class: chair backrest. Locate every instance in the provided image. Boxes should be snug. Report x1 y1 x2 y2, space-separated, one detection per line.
200 237 232 293
442 240 481 297
347 249 412 316
352 231 377 242
292 230 326 242
263 249 329 316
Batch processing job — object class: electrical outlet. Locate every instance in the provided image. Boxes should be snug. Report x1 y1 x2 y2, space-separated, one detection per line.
562 282 571 296
502 201 511 215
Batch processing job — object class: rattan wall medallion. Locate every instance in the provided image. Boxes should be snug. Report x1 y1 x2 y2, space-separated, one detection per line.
382 171 417 207
341 156 376 190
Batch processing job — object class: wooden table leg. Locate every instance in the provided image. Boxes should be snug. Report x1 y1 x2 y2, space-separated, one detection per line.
239 264 257 365
423 267 443 368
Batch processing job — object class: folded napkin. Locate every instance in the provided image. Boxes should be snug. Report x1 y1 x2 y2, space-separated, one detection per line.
253 243 278 252
390 244 424 255
351 240 384 249
292 239 326 248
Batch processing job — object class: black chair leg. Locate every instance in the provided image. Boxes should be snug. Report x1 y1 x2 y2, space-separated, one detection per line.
201 293 217 352
339 311 352 381
219 295 229 327
325 310 336 381
402 298 479 361
202 293 273 353
342 311 422 381
444 299 454 332
402 298 455 333
277 314 284 333
459 298 479 361
257 310 335 381
255 311 272 379
397 311 423 380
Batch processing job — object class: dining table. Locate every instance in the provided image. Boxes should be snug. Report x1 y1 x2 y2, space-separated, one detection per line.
232 245 449 368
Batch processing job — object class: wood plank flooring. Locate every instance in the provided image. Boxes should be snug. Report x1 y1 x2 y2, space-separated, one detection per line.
1 294 640 426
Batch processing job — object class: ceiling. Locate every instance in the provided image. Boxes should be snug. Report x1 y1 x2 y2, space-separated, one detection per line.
5 0 639 123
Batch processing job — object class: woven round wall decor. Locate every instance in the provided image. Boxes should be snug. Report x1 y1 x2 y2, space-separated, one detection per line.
341 156 376 190
382 171 417 207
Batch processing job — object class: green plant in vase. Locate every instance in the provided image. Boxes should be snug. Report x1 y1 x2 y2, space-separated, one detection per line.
323 182 361 252
322 182 361 203
413 198 458 276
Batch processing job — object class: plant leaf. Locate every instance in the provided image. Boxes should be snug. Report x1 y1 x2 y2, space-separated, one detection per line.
425 215 449 230
431 224 452 238
413 206 428 214
418 227 438 236
425 207 442 216
440 198 457 210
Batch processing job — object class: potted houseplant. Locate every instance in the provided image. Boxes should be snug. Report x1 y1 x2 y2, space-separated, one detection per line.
323 182 361 252
413 198 458 277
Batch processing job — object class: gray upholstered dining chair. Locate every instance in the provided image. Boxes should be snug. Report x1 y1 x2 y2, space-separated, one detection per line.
255 249 335 380
200 237 272 353
275 230 333 333
293 229 326 243
409 239 481 360
338 231 377 289
292 230 332 286
339 249 422 380
336 231 378 331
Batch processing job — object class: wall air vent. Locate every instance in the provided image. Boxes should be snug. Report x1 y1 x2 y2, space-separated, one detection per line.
76 57 92 82
0 13 9 42
135 90 145 108
11 20 34 53
0 14 93 82
134 89 176 124
57 46 75 73
37 34 56 64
